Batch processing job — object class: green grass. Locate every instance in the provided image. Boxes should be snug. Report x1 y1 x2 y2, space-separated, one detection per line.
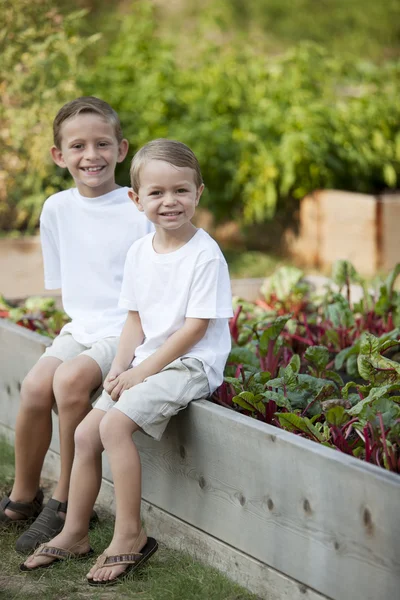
0 438 259 600
224 249 284 279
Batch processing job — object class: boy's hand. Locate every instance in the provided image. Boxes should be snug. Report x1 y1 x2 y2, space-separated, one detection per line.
110 367 146 401
104 364 125 395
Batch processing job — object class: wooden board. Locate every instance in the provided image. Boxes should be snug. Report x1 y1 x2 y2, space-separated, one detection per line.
1 321 400 600
106 402 400 600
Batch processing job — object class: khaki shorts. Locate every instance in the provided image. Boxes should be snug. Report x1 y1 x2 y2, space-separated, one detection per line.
94 357 210 441
41 332 119 380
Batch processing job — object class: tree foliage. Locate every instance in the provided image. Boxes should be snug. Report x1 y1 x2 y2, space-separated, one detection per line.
2 0 400 232
0 0 99 231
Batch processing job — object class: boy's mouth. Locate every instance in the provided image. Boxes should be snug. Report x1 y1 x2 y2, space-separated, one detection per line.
160 211 182 216
81 166 105 172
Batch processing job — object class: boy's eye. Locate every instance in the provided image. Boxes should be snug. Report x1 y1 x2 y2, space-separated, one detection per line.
150 190 162 196
177 188 188 193
72 144 83 149
98 142 109 147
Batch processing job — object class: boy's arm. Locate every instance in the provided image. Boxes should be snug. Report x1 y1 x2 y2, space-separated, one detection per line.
104 310 144 393
109 317 209 400
40 218 61 290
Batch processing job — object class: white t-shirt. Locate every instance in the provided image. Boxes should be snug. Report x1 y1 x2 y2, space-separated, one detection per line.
119 228 233 393
40 187 153 344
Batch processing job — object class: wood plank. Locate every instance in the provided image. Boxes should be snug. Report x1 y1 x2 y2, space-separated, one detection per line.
112 401 400 600
0 428 329 600
1 321 400 600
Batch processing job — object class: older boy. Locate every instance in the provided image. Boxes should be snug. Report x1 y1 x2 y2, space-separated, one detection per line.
0 97 153 553
21 139 233 585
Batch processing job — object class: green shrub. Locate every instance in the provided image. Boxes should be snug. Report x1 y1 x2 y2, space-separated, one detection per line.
84 6 400 223
0 0 100 232
2 1 400 232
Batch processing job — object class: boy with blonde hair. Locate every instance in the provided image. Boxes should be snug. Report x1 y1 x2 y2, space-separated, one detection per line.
0 97 153 553
21 139 233 585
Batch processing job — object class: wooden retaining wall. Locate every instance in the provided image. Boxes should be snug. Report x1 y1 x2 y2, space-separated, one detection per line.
1 319 400 600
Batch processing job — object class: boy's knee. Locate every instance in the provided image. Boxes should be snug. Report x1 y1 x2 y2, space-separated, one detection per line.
20 373 53 413
99 411 138 448
99 412 120 447
74 421 93 453
53 364 89 407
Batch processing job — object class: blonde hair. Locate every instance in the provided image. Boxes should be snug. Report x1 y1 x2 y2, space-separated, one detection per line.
53 96 123 148
130 139 203 192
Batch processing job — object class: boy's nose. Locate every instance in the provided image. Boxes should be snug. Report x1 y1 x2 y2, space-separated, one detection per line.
83 145 100 160
163 193 177 205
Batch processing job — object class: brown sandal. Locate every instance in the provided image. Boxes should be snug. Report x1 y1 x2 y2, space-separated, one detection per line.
0 489 43 527
87 537 158 586
20 537 94 572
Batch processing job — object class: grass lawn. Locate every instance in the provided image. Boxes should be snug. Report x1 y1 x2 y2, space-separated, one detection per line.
0 438 260 600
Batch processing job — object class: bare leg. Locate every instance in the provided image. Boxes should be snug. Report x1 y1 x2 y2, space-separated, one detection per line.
22 408 105 569
5 358 61 519
87 409 143 583
51 355 102 504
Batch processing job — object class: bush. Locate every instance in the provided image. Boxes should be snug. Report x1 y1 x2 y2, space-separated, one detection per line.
2 1 400 231
85 6 400 223
0 0 99 232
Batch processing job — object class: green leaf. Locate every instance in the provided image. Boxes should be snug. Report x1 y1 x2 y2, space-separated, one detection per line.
228 347 260 368
383 163 397 188
304 345 330 371
331 260 360 288
289 354 301 374
261 390 292 410
261 267 304 301
325 406 348 426
232 394 256 412
223 376 243 393
385 264 400 298
276 412 310 434
259 315 291 354
324 370 344 387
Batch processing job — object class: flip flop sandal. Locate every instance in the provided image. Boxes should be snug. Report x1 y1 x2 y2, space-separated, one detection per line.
87 537 158 586
20 540 94 572
0 489 44 528
15 498 99 554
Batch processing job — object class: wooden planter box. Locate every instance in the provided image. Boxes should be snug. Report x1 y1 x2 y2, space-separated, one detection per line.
1 319 400 600
290 190 400 277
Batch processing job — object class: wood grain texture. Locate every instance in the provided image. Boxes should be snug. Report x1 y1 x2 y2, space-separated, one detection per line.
1 321 400 600
103 401 400 600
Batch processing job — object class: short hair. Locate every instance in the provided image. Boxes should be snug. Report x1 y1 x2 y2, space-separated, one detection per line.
130 139 203 193
53 96 123 148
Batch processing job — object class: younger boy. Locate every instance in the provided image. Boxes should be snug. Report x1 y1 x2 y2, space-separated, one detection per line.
0 97 153 553
21 139 233 585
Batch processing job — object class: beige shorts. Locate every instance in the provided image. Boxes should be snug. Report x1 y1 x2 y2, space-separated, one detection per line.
41 332 119 380
94 357 210 441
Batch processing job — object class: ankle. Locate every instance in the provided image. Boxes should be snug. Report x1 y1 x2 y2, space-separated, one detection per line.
112 527 147 550
9 489 37 503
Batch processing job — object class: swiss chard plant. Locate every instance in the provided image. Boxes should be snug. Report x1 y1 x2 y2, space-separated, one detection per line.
0 296 69 338
214 261 400 473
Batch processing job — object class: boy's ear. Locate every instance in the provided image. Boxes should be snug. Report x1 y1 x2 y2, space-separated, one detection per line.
117 139 129 163
128 188 144 211
50 146 67 168
195 183 205 206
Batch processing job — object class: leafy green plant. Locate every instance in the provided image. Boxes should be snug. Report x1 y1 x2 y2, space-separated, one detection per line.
0 0 100 232
1 296 69 338
214 261 400 472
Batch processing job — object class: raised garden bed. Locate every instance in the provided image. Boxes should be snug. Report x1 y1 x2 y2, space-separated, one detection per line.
1 263 400 600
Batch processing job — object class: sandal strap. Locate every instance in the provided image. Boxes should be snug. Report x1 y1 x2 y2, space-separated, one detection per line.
104 552 143 567
45 498 68 513
0 489 43 519
95 551 143 569
33 543 71 561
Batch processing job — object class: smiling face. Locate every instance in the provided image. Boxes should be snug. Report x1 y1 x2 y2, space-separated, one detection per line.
129 159 204 235
50 113 128 197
